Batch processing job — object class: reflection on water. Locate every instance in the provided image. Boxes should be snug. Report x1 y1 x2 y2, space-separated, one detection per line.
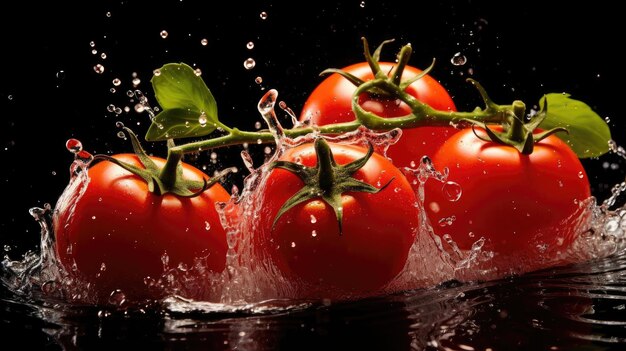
3 253 626 350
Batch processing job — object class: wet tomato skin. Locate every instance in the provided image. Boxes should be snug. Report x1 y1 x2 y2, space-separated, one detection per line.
300 62 458 167
53 154 229 302
254 142 419 297
424 128 591 273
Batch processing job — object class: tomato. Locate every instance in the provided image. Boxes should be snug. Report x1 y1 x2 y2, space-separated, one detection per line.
424 128 591 274
253 140 419 298
300 62 458 167
53 154 229 302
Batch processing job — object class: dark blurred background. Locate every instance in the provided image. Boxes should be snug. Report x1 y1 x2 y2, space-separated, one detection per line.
2 0 624 257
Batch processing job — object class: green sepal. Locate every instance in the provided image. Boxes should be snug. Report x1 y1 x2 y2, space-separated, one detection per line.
270 138 393 235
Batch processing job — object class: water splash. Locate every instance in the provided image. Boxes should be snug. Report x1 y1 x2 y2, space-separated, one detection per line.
2 92 626 316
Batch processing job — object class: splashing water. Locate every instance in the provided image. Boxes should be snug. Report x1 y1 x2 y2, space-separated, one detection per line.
2 91 626 325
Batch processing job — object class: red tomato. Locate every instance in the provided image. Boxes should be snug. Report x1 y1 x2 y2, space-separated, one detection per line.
424 128 591 274
53 154 229 302
300 62 458 166
253 141 419 297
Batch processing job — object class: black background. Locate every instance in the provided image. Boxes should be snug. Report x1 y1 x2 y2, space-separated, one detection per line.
1 0 625 256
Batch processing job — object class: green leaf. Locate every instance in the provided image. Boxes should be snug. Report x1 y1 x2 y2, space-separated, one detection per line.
148 63 218 141
539 93 611 158
146 108 217 141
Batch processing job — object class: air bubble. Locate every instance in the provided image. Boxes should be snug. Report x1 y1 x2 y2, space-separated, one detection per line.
246 41 255 49
255 76 263 84
112 78 121 86
101 52 107 60
160 30 169 39
360 1 366 7
259 11 268 20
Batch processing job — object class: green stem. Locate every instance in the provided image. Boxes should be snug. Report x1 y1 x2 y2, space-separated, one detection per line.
508 100 527 141
160 149 183 191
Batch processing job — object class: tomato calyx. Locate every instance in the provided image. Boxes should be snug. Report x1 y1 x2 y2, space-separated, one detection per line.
93 127 230 197
269 138 394 234
320 38 436 99
463 88 568 154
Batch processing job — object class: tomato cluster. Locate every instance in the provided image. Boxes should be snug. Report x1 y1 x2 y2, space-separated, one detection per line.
52 59 592 304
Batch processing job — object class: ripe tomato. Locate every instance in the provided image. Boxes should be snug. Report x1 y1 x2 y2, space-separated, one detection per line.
253 141 419 297
300 62 458 166
53 154 229 302
424 128 591 274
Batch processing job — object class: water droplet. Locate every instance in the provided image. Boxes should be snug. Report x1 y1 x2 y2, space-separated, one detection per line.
153 69 161 76
7 95 13 100
264 146 272 154
255 76 263 84
161 252 170 267
246 41 254 49
360 1 366 7
106 11 112 17
66 139 83 153
194 68 202 76
134 104 145 113
605 116 611 123
442 181 462 201
160 30 169 39
438 215 456 227
310 215 317 224
198 112 208 127
51 171 57 176
112 78 121 86
259 11 268 20
201 38 208 46
451 52 467 66
100 262 107 271
578 171 584 179
92 216 96 220
56 70 65 80
243 58 256 70
3 244 11 252
254 121 262 129
117 131 126 139
311 230 317 237
100 52 107 60
66 243 73 254
205 221 211 231
108 289 126 306
394 187 401 193
115 121 124 128
291 242 296 248
93 64 105 74
89 41 96 47
91 49 97 55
